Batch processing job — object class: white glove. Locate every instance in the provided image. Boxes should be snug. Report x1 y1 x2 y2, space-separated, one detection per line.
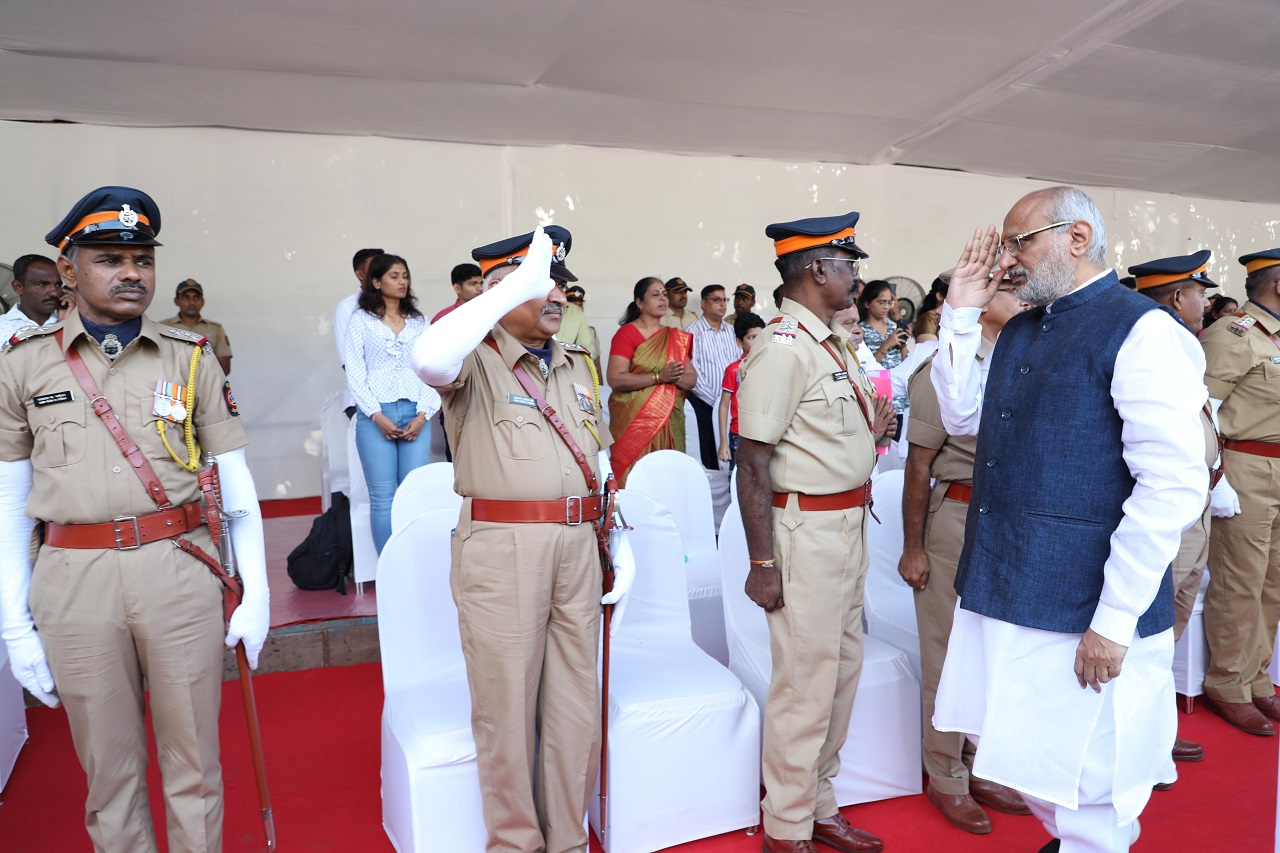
412 227 557 386
1209 474 1241 518
0 459 59 707
216 448 270 669
602 527 635 638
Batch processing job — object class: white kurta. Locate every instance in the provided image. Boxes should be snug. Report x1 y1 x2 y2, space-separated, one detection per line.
929 271 1209 826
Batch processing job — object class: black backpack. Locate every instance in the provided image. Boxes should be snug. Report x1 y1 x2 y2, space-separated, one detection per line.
287 492 354 594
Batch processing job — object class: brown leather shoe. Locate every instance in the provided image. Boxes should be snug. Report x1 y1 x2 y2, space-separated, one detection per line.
969 776 1033 815
812 813 884 853
1207 697 1276 736
927 782 991 834
1253 694 1280 721
1153 781 1174 791
1172 737 1204 762
762 834 818 853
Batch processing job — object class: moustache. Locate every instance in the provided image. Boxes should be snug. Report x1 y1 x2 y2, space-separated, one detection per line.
540 305 562 317
109 283 148 295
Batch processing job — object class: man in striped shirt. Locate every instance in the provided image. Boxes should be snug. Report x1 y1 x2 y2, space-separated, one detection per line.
688 284 742 472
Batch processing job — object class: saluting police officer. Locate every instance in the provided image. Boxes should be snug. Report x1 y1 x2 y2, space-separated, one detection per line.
898 274 1030 834
736 213 894 853
412 226 633 853
1201 248 1280 736
0 187 269 853
1128 250 1232 761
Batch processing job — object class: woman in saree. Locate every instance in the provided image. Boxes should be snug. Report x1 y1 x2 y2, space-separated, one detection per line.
607 277 697 486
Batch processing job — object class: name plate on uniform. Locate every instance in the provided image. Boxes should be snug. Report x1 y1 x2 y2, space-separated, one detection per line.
508 394 537 408
32 390 73 407
832 371 849 382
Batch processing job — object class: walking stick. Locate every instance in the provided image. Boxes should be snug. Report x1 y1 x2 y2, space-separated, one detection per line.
233 639 277 851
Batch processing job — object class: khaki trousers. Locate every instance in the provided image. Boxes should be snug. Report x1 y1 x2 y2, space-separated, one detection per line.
29 529 226 853
451 512 602 853
1205 450 1280 703
761 500 867 840
916 494 975 795
1172 505 1210 642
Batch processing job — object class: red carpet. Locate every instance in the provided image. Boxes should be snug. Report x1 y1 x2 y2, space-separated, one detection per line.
1 664 1273 852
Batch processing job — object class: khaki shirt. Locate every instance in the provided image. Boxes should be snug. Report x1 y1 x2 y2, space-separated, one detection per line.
906 338 993 487
434 323 611 500
736 297 876 494
1201 301 1280 443
660 308 699 330
554 303 599 355
159 315 233 359
0 311 247 524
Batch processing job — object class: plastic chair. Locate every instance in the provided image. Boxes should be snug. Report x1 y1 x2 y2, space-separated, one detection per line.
389 462 459 536
863 469 921 680
626 450 729 664
719 498 923 806
346 414 378 588
378 509 486 853
319 389 349 509
589 491 760 853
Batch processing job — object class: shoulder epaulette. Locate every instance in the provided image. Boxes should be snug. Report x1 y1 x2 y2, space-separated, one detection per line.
560 342 592 355
1227 314 1256 337
1 323 59 353
159 326 209 347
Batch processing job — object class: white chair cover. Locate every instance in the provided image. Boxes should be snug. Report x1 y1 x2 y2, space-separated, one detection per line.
378 509 486 853
625 450 729 664
347 414 378 585
1173 571 1212 702
319 389 349 509
589 491 760 853
863 469 921 680
719 498 923 806
389 462 460 537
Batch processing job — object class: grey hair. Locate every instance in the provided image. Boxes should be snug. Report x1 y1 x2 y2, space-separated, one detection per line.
1039 186 1107 267
62 244 80 271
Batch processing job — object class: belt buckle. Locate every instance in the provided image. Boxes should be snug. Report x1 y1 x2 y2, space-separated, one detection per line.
565 496 583 526
113 516 141 550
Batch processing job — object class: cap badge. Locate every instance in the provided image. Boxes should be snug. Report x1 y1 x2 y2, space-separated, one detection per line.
552 242 567 263
119 204 139 229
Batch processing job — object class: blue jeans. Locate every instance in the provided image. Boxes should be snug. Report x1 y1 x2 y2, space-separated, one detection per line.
355 399 431 553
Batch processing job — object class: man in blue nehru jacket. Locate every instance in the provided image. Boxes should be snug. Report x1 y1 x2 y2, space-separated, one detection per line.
929 186 1208 852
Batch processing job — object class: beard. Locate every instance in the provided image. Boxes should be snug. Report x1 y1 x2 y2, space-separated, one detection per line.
1010 239 1077 307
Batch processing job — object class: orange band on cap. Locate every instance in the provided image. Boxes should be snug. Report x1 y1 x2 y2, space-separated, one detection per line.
59 209 152 249
773 227 856 258
478 249 529 277
1245 257 1280 275
1135 264 1207 290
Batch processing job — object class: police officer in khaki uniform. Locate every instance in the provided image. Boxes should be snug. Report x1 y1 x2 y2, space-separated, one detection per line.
412 226 633 853
1127 251 1233 764
0 186 269 853
898 278 1030 835
1201 248 1280 736
160 279 234 375
737 213 894 853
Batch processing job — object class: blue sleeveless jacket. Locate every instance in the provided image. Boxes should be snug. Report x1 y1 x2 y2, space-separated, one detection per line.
955 272 1174 638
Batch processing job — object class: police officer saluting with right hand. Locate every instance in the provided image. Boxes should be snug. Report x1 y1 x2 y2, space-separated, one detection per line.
0 186 269 853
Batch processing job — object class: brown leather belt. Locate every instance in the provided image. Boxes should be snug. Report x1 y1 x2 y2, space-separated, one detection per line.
45 502 204 550
471 495 608 525
943 482 973 504
1224 438 1280 459
772 481 873 512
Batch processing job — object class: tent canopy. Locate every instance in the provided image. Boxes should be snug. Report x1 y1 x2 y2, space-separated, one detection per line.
2 0 1279 202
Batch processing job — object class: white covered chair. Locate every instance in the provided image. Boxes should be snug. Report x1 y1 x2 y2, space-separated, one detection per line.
389 462 460 536
1173 570 1212 711
625 450 729 665
319 389 350 509
863 469 921 680
378 509 486 853
589 490 760 853
719 499 923 806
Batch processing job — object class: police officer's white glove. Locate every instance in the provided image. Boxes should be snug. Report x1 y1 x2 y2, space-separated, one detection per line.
215 449 270 669
0 459 59 707
412 227 557 386
1209 474 1241 518
602 527 635 637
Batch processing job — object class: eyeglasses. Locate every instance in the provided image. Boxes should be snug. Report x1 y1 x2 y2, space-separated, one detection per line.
805 258 861 276
997 221 1073 257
